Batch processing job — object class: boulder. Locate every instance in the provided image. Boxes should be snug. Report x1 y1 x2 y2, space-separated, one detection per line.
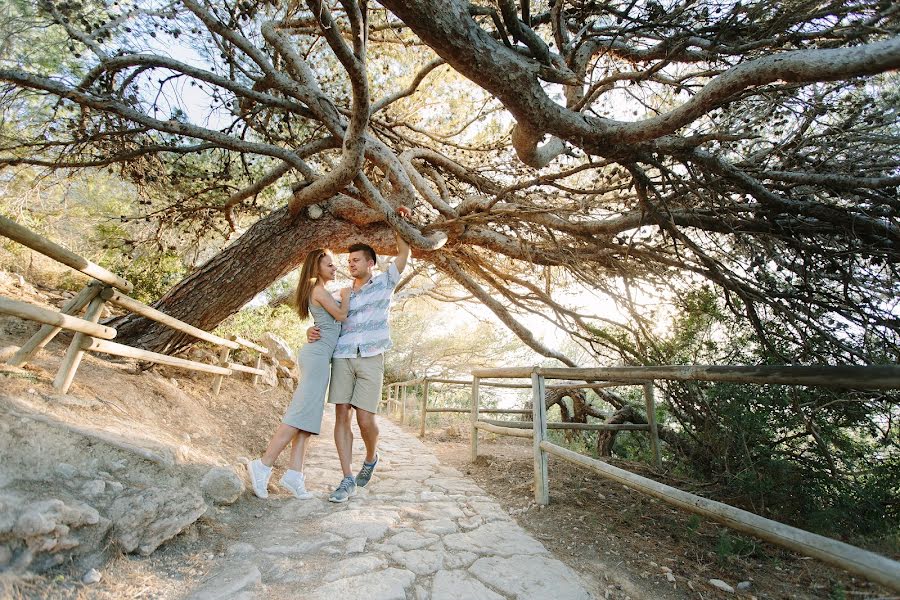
260 361 278 387
0 493 109 572
260 333 296 368
200 467 244 505
108 487 206 555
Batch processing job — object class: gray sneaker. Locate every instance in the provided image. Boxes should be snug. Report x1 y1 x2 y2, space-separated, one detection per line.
328 475 357 503
355 453 379 488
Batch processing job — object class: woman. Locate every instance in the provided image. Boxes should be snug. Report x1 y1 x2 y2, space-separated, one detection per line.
246 249 350 499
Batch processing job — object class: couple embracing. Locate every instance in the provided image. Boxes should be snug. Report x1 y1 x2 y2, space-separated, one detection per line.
246 208 411 503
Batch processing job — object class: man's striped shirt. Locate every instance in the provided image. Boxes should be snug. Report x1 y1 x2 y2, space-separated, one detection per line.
332 262 401 358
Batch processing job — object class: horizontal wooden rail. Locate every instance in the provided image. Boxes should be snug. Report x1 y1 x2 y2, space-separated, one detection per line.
231 335 268 354
540 440 900 592
0 216 133 292
0 297 117 340
227 362 266 376
81 338 232 376
474 420 533 438
425 377 633 390
472 365 900 390
426 407 533 414
481 418 648 432
101 289 239 350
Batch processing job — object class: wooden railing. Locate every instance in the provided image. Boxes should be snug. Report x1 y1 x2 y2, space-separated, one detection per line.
383 377 541 435
0 216 267 394
467 365 900 592
383 377 658 463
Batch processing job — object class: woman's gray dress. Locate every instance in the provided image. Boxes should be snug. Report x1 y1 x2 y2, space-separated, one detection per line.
282 304 340 434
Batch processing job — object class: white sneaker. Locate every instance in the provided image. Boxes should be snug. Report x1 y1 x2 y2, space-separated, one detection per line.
247 459 271 499
279 470 314 500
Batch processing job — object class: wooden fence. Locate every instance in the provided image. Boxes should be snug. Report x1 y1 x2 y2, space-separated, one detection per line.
0 216 267 394
461 365 900 592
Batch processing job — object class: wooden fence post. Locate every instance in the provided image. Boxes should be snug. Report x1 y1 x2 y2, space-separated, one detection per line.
53 294 107 394
532 372 550 505
643 380 661 468
252 353 264 386
419 379 429 438
7 281 102 367
470 376 480 461
400 384 408 424
211 346 232 396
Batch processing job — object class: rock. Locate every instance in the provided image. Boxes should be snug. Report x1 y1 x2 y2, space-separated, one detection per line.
666 572 676 583
345 537 366 554
443 551 477 569
315 509 399 541
309 567 415 600
108 487 206 555
383 530 439 551
420 519 458 535
262 533 342 556
323 555 387 582
82 568 102 584
81 480 106 498
737 581 752 591
432 570 504 600
278 377 294 391
14 500 99 537
444 521 547 556
469 555 593 600
260 333 296 368
188 347 217 364
200 467 244 505
709 579 735 593
260 361 278 387
390 548 444 575
55 463 78 478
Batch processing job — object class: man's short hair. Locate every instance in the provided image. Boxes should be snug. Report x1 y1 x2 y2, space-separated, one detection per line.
348 243 377 264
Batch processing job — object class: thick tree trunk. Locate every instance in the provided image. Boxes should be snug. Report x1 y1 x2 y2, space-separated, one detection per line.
108 207 394 354
596 405 638 457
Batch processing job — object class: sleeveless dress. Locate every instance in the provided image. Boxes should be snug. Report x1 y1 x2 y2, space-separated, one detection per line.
282 303 341 435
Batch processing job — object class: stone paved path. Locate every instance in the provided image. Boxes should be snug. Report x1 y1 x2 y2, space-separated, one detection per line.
185 405 596 600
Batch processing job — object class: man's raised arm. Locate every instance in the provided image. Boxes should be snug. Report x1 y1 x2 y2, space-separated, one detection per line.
393 206 412 274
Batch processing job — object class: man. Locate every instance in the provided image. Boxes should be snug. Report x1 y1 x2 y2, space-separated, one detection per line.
308 212 410 503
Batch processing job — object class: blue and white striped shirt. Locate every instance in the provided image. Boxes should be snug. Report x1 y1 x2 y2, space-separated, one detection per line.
332 262 401 358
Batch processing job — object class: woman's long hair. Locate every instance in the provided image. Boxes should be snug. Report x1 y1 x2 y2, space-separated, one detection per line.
292 249 328 320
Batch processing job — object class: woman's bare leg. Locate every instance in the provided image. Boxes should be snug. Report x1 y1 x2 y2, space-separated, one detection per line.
261 423 299 467
288 430 312 472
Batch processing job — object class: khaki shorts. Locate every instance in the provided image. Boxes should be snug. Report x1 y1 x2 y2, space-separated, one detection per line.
327 354 384 414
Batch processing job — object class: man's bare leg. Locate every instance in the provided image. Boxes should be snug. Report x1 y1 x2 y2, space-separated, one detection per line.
356 408 379 464
334 403 354 477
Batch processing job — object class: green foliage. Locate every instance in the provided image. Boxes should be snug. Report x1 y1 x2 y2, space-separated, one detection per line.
214 304 306 351
714 530 757 562
585 285 899 545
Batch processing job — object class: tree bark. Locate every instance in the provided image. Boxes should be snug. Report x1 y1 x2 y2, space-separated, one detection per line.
596 405 638 457
108 207 395 354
